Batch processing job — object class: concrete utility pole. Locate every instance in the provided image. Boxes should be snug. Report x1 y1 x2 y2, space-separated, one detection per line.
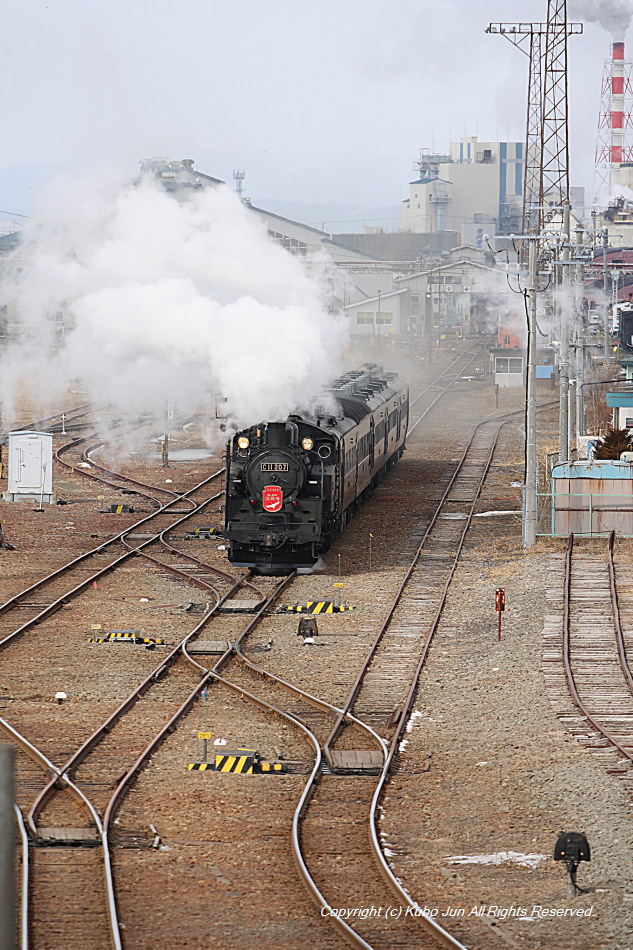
575 226 585 436
525 236 540 548
559 201 572 462
0 745 16 950
603 227 611 366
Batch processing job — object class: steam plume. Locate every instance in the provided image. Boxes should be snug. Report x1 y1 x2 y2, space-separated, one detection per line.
1 168 347 435
570 0 633 39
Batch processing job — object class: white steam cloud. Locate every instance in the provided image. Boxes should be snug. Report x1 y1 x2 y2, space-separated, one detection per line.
569 0 633 39
1 168 346 434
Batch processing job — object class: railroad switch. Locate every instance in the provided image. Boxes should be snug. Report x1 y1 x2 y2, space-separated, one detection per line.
187 748 289 774
554 832 590 896
99 504 134 514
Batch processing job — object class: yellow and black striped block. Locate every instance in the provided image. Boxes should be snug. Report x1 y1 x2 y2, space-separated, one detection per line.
88 631 164 645
187 748 287 774
280 601 356 614
215 750 257 773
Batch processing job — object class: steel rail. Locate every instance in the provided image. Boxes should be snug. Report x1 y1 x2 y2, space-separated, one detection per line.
180 578 388 949
0 717 122 950
407 346 482 436
313 394 553 945
25 568 262 946
55 434 166 509
360 400 559 941
13 403 93 434
323 418 501 762
0 465 224 623
81 439 193 507
315 420 500 950
607 530 633 696
563 534 633 765
5 377 553 948
14 804 29 950
0 423 235 947
26 577 242 834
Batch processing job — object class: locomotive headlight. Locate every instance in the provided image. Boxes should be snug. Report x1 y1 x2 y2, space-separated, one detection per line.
237 436 250 450
301 437 314 451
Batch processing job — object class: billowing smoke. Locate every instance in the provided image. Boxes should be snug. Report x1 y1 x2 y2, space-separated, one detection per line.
0 168 347 436
569 0 633 39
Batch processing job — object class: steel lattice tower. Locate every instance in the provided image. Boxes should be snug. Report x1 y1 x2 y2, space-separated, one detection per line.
487 18 582 234
541 0 572 215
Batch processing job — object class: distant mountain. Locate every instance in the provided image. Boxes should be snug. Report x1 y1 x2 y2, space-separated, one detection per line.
257 198 401 234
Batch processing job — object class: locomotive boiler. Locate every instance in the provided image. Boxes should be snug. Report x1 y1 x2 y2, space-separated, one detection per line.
224 364 409 573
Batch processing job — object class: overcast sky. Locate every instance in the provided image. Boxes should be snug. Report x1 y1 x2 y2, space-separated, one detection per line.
1 1 630 223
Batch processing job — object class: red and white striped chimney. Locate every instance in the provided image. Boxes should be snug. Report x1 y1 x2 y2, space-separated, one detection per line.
611 41 626 163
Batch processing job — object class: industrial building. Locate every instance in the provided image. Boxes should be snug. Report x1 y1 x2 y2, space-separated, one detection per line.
138 158 373 264
400 136 524 241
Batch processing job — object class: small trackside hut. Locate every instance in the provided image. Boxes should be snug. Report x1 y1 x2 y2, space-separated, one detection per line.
223 364 409 573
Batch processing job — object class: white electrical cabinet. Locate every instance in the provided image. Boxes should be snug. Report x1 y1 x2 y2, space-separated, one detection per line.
5 431 54 502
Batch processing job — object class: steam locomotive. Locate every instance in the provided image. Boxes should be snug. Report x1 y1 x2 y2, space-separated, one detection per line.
224 364 409 572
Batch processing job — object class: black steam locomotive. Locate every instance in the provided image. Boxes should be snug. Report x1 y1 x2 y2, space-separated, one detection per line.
224 364 409 572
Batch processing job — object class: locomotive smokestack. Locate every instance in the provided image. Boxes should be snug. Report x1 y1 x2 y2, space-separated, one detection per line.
266 422 286 448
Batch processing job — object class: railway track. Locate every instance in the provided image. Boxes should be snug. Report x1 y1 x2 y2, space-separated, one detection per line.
543 532 633 793
284 420 505 950
1 361 530 949
3 410 376 949
408 344 483 435
195 410 507 949
0 414 257 947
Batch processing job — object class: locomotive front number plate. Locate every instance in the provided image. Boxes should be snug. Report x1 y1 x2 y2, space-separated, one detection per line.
260 463 289 472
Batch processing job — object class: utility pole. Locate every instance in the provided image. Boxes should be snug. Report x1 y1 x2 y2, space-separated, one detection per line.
602 227 611 365
525 236 540 548
574 225 585 437
559 200 572 462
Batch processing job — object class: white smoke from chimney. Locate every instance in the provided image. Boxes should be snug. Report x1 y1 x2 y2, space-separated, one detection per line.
1 169 347 435
569 0 633 39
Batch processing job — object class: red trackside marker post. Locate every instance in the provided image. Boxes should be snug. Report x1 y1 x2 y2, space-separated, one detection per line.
495 587 505 641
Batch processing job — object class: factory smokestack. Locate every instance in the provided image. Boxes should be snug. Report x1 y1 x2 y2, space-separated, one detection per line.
610 41 625 164
594 40 633 206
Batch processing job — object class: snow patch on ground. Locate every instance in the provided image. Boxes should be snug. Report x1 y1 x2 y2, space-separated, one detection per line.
446 851 548 870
